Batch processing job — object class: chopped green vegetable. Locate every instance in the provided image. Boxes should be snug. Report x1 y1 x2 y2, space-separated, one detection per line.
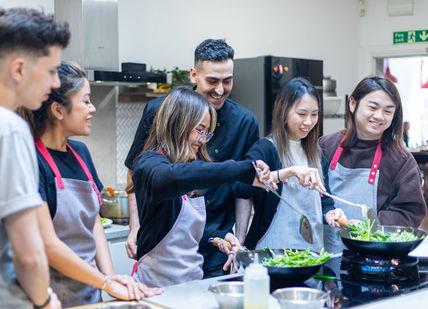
262 248 331 267
348 218 420 242
313 274 337 281
100 217 110 225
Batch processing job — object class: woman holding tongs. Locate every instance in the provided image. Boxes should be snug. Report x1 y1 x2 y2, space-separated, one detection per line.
320 76 427 253
234 77 346 253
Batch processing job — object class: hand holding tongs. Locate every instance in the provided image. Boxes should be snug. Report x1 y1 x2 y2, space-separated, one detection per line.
315 186 380 226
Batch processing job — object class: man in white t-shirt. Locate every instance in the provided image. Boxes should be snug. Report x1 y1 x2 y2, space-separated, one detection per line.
0 8 70 309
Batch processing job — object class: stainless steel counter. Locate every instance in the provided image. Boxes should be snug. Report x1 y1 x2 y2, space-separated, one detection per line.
103 223 129 241
149 273 281 309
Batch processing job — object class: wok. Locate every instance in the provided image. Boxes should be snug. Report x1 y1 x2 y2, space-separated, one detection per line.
236 249 325 283
338 225 426 258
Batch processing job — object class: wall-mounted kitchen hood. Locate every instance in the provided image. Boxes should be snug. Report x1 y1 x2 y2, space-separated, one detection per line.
54 0 165 84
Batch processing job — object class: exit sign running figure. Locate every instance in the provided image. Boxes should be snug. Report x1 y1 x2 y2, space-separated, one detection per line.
393 30 428 44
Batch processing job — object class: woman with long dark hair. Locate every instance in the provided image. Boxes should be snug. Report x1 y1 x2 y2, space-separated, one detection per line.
131 86 273 287
23 61 162 307
234 77 345 252
320 76 426 253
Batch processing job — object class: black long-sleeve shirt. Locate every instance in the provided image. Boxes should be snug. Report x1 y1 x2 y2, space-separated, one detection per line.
125 96 259 270
132 151 255 259
233 138 335 249
319 132 427 228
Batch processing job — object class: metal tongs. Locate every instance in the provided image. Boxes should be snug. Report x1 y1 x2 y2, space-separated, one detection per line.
252 162 314 244
315 187 380 226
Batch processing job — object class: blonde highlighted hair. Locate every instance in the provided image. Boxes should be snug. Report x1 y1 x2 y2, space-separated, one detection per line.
143 86 216 163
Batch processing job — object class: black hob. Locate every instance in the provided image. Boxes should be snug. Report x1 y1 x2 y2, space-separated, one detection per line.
223 251 428 308
307 251 428 308
341 250 420 283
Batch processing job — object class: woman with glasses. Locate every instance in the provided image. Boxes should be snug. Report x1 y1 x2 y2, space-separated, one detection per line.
130 86 274 288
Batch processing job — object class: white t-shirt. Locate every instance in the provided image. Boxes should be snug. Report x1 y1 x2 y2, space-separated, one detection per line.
288 139 308 167
0 106 43 308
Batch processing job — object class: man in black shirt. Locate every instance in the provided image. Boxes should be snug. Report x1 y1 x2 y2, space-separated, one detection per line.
124 39 259 278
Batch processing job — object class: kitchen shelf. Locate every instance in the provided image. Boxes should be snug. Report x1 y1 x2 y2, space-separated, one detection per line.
90 81 155 87
324 95 345 117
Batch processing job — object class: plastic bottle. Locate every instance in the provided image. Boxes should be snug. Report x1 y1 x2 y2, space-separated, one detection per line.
244 256 270 309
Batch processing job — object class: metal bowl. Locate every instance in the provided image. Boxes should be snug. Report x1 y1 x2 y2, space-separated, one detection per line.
272 287 329 309
97 301 152 309
208 281 244 309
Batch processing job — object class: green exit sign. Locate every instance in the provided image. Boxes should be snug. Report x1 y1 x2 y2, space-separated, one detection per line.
393 30 428 44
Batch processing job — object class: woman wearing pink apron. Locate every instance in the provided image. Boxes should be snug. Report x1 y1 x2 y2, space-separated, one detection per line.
320 76 426 254
23 61 162 307
130 87 273 287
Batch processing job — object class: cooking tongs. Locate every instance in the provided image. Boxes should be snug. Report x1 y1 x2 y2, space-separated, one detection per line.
315 187 380 226
252 162 314 244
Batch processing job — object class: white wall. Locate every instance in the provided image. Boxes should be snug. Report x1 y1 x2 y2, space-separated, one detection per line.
358 0 428 78
0 0 53 11
1 0 361 95
119 0 360 96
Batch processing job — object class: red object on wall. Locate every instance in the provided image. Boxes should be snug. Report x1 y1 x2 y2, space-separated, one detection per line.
385 66 398 83
422 80 428 89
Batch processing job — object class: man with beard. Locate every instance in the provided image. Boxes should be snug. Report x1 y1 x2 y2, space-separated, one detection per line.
124 39 259 278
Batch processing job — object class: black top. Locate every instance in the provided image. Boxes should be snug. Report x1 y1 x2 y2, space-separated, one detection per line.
132 151 256 259
37 140 103 218
125 96 260 270
320 132 426 228
233 138 335 249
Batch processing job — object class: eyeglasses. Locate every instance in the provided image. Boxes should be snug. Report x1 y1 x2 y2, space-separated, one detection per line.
193 127 214 142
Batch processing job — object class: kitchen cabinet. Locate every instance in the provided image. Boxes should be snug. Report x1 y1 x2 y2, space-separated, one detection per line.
104 224 134 275
103 224 135 301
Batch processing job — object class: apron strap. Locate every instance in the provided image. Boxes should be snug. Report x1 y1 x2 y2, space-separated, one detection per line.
35 139 64 189
329 136 383 185
368 143 382 184
330 135 346 170
67 144 102 205
329 144 344 170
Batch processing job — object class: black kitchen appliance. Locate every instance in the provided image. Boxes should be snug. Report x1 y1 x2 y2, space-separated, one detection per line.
341 250 420 284
230 56 323 136
220 253 428 307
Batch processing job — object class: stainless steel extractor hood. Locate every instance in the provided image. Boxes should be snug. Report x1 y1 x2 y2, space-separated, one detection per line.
54 0 165 84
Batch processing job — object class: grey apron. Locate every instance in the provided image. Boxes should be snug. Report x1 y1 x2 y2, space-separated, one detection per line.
323 141 382 253
256 183 324 253
35 140 102 308
135 195 206 288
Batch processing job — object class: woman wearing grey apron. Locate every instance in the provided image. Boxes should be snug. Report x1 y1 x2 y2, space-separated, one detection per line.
130 87 274 288
23 61 162 307
320 76 427 254
234 77 346 252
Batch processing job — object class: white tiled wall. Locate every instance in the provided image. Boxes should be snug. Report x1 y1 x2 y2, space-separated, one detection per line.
76 85 147 190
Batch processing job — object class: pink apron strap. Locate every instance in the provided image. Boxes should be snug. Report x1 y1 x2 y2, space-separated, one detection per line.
368 143 382 184
35 139 64 189
67 144 102 205
131 262 138 276
329 145 343 170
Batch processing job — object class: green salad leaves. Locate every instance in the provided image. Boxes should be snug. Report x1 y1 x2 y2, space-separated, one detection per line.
348 219 420 242
262 248 331 267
